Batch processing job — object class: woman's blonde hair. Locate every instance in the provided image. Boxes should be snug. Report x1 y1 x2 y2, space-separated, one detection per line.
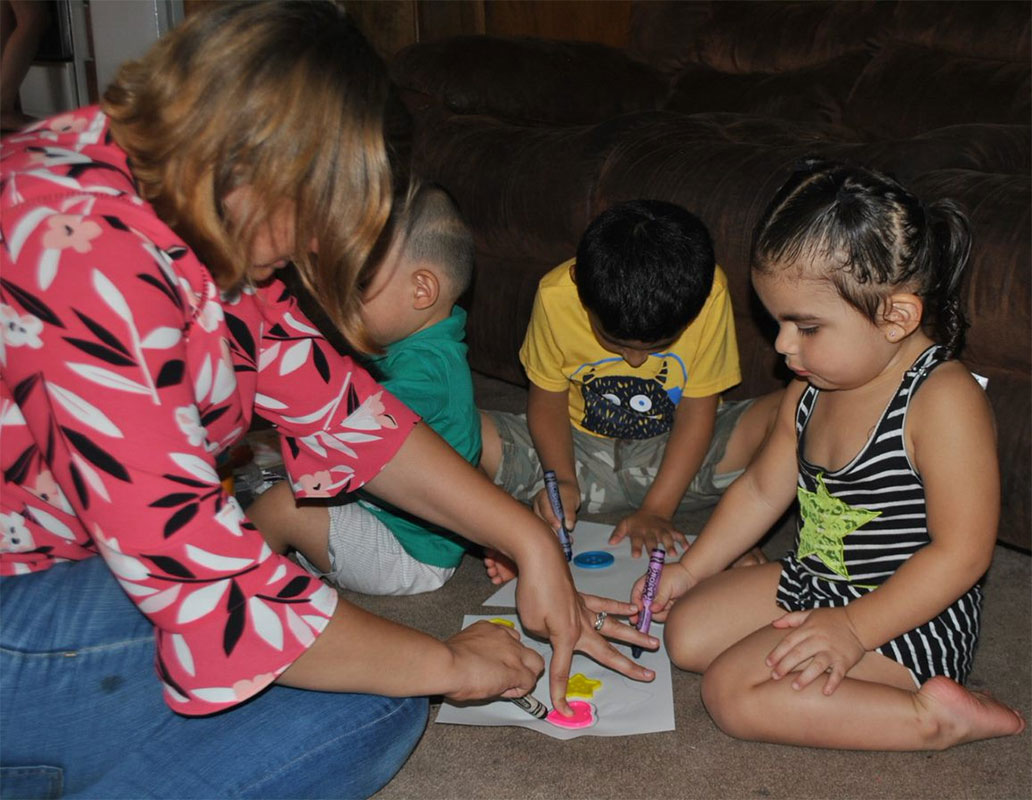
102 0 392 344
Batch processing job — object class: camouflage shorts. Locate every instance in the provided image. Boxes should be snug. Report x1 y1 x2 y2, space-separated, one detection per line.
484 399 752 515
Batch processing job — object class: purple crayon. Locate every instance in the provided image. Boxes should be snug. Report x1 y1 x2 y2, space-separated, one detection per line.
632 546 665 658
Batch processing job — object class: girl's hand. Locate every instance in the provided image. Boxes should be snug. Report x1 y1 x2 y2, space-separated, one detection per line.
515 548 655 715
629 559 696 625
531 479 580 535
765 606 866 695
442 620 545 703
609 509 689 557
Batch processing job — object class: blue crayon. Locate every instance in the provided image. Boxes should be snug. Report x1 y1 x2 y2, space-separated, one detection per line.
542 470 573 561
632 546 665 658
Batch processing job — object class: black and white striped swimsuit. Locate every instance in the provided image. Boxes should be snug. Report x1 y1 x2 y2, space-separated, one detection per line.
776 345 982 685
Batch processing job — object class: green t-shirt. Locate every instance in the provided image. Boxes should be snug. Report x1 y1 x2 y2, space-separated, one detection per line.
357 306 480 567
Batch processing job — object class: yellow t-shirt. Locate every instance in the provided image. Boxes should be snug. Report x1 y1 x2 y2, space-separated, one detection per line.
519 258 741 439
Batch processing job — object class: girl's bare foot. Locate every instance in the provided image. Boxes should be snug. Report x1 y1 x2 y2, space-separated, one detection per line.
731 547 768 568
483 549 517 584
916 676 1025 749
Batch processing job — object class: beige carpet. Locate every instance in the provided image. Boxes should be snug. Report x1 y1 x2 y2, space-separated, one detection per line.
354 373 1031 800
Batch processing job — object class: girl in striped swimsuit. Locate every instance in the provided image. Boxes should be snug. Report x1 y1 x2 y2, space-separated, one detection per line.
634 159 1024 750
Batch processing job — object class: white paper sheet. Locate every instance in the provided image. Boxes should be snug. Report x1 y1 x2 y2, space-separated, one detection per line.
483 520 694 607
434 614 675 739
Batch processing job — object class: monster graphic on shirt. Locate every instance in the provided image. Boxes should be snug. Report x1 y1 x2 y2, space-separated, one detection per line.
576 357 684 439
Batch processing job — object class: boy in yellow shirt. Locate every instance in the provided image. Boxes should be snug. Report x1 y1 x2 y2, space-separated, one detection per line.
480 200 779 574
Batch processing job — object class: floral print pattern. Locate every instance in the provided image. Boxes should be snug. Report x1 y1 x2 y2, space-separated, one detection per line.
0 108 418 714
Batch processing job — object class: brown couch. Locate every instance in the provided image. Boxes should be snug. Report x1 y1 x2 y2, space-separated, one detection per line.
388 0 1030 551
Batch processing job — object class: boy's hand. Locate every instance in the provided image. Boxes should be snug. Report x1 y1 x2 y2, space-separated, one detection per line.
765 606 866 696
610 509 689 557
532 479 580 535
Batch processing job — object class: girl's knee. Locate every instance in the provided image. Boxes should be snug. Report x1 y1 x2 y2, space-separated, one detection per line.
700 654 759 740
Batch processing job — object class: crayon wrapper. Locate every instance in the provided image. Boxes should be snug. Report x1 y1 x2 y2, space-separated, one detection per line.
637 549 665 633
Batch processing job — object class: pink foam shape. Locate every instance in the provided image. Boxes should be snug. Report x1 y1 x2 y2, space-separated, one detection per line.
546 700 597 729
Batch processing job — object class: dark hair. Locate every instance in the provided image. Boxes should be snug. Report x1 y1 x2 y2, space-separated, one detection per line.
398 182 475 297
575 199 716 342
751 158 971 354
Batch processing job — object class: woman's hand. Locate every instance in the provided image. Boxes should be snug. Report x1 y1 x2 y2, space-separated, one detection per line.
514 543 656 715
441 621 545 703
765 606 866 695
629 559 696 625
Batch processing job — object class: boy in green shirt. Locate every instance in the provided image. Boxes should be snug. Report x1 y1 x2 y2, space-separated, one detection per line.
250 183 480 594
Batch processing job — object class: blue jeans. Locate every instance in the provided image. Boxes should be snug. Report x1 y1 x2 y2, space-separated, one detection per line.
0 557 427 799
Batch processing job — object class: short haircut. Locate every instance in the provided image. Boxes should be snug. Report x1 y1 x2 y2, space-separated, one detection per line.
396 183 475 299
575 199 715 342
102 0 392 349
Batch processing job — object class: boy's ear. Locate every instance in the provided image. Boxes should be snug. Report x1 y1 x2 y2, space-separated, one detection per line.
412 269 439 311
881 292 923 342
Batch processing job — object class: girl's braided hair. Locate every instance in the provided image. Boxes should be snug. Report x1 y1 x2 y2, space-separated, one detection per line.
752 158 972 355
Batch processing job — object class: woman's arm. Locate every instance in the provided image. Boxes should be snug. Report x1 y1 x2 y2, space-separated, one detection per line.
279 602 544 701
364 421 657 712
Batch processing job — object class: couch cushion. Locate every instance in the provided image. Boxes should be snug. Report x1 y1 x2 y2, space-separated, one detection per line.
691 1 891 73
890 0 1030 61
665 51 871 129
826 125 1032 182
391 35 666 126
845 42 1031 139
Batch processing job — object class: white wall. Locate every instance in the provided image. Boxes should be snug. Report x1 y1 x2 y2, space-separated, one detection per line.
20 0 184 118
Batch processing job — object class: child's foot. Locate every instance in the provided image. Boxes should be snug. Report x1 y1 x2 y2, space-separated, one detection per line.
483 549 518 584
916 676 1025 748
731 547 768 568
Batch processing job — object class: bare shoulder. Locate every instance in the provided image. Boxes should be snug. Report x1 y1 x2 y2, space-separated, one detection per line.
908 358 996 464
911 359 994 424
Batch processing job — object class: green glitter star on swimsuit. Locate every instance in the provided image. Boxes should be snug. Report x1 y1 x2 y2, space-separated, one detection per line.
796 473 881 580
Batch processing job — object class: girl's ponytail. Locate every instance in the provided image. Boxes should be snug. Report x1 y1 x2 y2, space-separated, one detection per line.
924 199 972 355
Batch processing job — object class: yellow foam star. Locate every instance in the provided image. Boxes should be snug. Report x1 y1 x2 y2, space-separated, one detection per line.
566 672 603 699
796 473 881 581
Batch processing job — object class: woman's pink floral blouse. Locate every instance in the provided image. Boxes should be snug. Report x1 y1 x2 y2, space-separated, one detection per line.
0 108 418 714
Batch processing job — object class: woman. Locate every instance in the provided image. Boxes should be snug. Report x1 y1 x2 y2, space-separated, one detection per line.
0 3 654 798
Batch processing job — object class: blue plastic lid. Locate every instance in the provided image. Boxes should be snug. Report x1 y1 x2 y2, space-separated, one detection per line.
573 550 615 569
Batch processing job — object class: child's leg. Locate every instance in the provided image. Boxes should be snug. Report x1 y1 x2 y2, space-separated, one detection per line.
478 410 502 478
664 561 786 671
701 623 1025 750
249 483 456 595
246 481 333 571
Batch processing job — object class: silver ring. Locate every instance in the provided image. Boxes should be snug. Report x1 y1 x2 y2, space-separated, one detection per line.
593 611 607 631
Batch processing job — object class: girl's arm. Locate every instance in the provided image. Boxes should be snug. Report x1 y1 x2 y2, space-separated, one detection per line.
363 421 656 713
636 382 802 616
767 366 999 692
